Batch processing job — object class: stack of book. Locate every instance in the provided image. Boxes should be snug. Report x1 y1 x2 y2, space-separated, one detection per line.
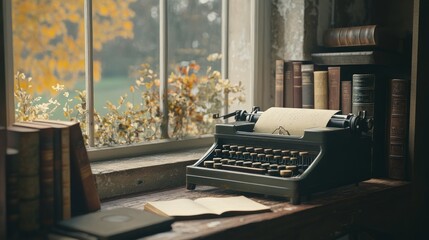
6 120 100 239
275 24 411 180
275 60 358 116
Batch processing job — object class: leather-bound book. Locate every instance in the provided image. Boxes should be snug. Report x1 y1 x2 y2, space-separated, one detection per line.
285 62 294 108
328 66 341 110
36 120 100 216
301 64 314 109
313 71 328 109
292 62 303 108
14 122 56 229
5 148 19 239
341 81 352 114
7 126 40 236
323 25 401 51
35 121 72 221
275 60 285 107
387 79 410 180
352 74 375 118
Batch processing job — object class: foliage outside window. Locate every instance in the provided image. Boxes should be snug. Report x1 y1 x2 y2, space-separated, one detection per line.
14 64 244 146
12 0 244 147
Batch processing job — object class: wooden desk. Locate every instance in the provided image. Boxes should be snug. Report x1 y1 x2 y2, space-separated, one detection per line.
102 179 411 240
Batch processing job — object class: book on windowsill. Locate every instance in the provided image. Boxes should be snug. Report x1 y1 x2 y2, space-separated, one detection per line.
144 196 270 220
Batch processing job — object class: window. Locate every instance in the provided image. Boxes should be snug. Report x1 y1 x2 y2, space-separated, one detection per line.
6 0 270 160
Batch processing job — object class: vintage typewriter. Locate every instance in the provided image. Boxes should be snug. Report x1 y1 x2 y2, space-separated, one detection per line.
186 107 373 204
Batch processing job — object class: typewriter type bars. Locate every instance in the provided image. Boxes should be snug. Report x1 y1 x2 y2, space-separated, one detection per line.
186 107 373 204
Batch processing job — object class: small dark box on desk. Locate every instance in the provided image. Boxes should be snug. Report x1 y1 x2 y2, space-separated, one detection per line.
186 107 373 204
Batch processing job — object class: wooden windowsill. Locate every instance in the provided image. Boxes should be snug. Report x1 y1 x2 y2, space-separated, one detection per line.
101 178 412 239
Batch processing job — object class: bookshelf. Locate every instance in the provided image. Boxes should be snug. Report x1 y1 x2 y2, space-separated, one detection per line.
409 0 429 234
318 0 428 235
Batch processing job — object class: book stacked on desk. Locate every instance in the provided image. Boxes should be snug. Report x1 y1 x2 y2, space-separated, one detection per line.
6 120 100 238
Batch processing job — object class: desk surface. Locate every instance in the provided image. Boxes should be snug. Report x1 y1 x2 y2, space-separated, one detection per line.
101 179 411 240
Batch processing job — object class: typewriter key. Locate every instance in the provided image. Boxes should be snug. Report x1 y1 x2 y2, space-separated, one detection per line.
214 149 222 157
243 161 253 167
214 163 222 169
250 152 258 161
222 144 230 150
281 150 290 156
255 147 263 153
267 169 280 176
252 162 261 168
261 163 270 169
290 151 299 157
228 159 236 165
243 152 250 160
245 147 254 152
236 160 244 166
230 145 238 151
286 165 297 175
236 151 243 160
238 146 246 152
229 151 236 159
213 158 222 163
222 150 229 157
290 157 298 165
264 148 273 154
270 164 278 170
278 165 286 170
282 156 290 165
273 149 282 155
220 159 229 164
280 169 293 177
204 161 214 168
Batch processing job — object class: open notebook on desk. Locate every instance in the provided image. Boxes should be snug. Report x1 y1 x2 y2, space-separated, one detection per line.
144 196 270 219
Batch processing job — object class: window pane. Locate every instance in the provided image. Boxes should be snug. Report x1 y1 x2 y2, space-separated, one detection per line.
12 1 86 121
92 0 161 145
167 0 224 138
93 0 159 117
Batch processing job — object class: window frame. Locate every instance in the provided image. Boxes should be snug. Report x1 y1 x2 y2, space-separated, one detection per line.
3 0 272 162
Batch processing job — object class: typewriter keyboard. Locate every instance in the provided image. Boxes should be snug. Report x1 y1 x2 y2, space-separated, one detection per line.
202 144 317 178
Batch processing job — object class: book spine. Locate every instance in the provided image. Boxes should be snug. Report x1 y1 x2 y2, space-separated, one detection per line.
275 60 285 107
7 129 40 235
387 79 410 180
352 74 375 118
341 81 352 114
324 25 377 47
61 128 71 220
69 124 100 216
39 128 55 229
313 71 328 109
52 128 63 222
292 62 302 108
6 148 20 239
0 128 4 240
328 66 341 110
285 62 294 108
301 64 314 109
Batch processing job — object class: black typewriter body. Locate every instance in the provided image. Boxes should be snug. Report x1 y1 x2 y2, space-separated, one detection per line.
186 114 372 204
